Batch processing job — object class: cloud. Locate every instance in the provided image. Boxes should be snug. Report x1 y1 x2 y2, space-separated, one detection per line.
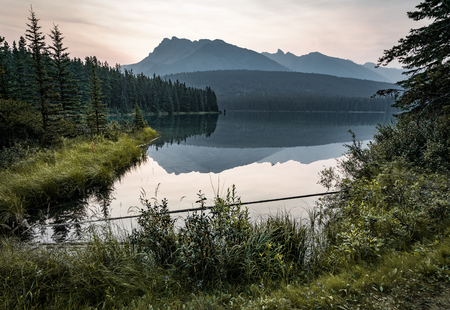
0 0 426 66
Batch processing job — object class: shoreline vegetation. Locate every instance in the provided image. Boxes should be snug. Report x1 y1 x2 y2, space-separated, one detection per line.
0 127 159 232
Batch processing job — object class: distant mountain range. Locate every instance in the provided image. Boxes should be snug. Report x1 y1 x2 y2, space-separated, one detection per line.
123 37 289 76
123 37 405 83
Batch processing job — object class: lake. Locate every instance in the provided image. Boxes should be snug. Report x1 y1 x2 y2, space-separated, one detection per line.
29 111 394 243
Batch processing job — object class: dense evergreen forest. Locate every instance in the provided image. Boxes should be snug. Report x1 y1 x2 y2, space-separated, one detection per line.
167 70 399 111
220 94 396 112
0 9 219 148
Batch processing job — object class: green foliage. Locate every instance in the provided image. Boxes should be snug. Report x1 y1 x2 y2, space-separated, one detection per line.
325 165 449 267
130 194 177 265
0 98 43 149
48 24 82 136
132 103 147 130
85 59 108 135
372 115 450 173
176 188 251 284
130 186 322 290
26 7 62 136
317 114 450 270
377 0 450 117
0 227 168 309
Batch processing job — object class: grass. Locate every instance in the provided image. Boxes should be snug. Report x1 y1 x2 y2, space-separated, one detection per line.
0 127 158 231
0 216 449 309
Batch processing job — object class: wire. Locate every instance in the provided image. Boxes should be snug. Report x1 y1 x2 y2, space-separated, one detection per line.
35 191 342 228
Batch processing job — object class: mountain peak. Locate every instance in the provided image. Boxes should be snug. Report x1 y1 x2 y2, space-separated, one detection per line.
263 50 390 82
124 37 289 76
306 51 325 57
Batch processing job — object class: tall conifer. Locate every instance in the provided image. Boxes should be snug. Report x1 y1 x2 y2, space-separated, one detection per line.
86 58 108 135
11 37 33 103
26 7 60 134
132 103 146 129
48 24 82 133
0 37 13 100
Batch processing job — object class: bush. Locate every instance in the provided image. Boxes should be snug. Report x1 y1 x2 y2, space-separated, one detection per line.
319 115 450 269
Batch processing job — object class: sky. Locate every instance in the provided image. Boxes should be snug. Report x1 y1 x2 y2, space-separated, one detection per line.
1 0 428 68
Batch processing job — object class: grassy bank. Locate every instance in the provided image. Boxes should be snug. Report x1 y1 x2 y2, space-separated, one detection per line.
0 127 158 230
0 210 449 309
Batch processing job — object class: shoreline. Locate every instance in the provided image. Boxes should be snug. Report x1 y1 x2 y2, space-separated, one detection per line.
0 128 159 230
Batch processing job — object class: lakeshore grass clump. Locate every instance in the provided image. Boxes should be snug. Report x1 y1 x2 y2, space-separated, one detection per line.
0 127 158 231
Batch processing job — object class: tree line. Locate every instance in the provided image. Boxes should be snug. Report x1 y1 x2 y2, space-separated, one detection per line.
167 69 400 110
220 94 397 112
0 8 219 146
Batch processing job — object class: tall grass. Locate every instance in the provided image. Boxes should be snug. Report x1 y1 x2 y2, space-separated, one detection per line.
0 128 158 231
1 211 449 309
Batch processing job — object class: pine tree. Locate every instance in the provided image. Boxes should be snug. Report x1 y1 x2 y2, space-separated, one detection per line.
86 59 108 135
132 103 147 129
162 83 174 114
26 7 61 134
0 37 13 100
377 0 450 117
11 37 33 103
48 24 82 133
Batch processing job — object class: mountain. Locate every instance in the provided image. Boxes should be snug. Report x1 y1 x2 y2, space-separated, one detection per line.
363 62 406 83
122 37 289 76
261 50 391 82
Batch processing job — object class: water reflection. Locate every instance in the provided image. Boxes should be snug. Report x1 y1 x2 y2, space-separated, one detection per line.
30 111 394 242
26 186 116 243
146 111 392 174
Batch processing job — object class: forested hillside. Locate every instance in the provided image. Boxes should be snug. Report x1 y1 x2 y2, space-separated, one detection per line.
0 10 218 148
167 70 399 111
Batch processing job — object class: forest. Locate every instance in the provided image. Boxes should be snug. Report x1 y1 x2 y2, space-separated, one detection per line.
220 93 396 112
167 69 400 111
0 9 219 149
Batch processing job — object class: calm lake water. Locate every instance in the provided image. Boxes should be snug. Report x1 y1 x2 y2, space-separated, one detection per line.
29 111 394 243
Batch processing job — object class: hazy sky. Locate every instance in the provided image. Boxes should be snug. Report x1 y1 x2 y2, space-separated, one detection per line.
1 0 428 68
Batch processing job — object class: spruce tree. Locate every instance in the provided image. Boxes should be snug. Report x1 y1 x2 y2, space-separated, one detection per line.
86 58 108 135
0 37 13 100
162 83 174 114
132 103 147 129
11 37 33 103
26 7 61 135
48 24 82 133
377 0 450 117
